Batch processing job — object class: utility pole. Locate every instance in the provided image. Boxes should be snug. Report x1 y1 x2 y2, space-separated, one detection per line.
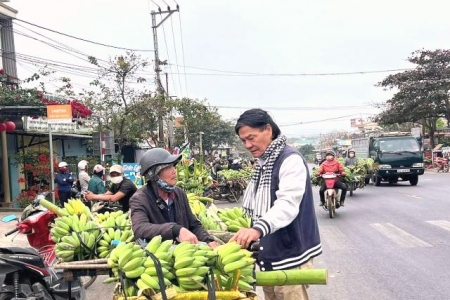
151 6 179 148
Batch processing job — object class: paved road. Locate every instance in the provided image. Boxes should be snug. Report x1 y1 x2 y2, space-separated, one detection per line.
2 169 449 300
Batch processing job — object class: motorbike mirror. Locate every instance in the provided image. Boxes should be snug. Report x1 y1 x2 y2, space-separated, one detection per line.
2 214 18 223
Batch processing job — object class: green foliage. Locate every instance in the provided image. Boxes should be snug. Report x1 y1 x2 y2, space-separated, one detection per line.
375 49 450 146
173 98 235 152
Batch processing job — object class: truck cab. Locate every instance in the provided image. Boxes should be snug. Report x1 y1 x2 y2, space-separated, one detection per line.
369 134 424 186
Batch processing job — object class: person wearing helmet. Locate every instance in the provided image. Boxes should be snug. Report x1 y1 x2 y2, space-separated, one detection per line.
55 162 74 206
316 150 347 207
87 165 106 195
77 160 91 193
85 164 137 212
345 149 358 167
130 148 219 248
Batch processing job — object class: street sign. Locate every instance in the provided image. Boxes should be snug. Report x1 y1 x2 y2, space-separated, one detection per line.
46 105 72 124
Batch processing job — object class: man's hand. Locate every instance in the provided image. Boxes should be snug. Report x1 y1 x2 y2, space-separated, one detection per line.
230 228 261 249
208 241 220 249
178 228 198 244
84 191 94 201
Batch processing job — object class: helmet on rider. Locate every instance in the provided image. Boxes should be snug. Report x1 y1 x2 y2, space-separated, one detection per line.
77 160 88 170
348 149 356 158
140 148 182 193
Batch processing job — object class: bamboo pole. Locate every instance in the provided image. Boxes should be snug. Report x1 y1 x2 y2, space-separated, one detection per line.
255 269 327 286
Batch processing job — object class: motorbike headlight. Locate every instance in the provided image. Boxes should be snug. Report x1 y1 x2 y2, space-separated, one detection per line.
379 164 392 169
412 163 424 167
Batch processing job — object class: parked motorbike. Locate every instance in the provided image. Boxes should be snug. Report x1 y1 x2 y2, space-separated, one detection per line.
321 173 342 218
205 174 242 203
1 192 93 300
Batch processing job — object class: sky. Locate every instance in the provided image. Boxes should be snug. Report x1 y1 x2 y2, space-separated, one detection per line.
7 0 450 137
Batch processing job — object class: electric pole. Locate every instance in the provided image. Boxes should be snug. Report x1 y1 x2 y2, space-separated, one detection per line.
151 6 179 148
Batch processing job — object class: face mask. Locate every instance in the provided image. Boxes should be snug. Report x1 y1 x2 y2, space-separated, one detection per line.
110 176 123 184
349 153 355 157
326 156 334 161
59 167 68 173
156 178 175 193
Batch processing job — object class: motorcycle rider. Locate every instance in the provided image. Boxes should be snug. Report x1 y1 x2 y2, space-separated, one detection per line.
77 160 91 193
344 149 358 166
55 162 74 206
317 150 347 207
85 165 137 212
88 164 106 194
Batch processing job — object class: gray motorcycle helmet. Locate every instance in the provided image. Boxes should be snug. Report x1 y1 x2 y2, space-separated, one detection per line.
140 148 182 182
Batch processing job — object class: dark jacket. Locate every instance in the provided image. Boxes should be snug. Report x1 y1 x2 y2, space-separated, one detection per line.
130 185 214 243
345 157 358 166
256 146 322 271
55 172 74 193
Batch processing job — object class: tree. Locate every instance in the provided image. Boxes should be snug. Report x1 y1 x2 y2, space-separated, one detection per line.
319 131 352 149
173 98 235 153
374 49 450 147
82 52 174 162
298 144 315 157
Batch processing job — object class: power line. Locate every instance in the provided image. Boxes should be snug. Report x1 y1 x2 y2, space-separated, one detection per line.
167 64 413 77
160 15 179 97
214 105 371 110
278 113 374 127
13 18 155 52
177 9 188 97
170 17 183 97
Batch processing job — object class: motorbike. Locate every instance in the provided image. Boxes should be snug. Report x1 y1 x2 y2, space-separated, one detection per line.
204 173 243 203
1 192 93 300
435 157 449 173
321 173 342 218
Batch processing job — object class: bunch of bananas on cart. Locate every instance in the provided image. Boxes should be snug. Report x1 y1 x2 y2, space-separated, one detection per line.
172 241 217 291
49 206 100 262
214 241 256 291
95 211 134 258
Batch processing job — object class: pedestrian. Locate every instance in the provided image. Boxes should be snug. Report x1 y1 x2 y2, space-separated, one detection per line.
85 164 136 212
55 162 74 206
87 164 106 195
230 108 322 300
130 148 219 248
77 160 91 193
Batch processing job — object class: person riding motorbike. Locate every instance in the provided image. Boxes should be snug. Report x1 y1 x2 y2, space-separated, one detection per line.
344 149 358 166
317 150 347 207
211 158 223 180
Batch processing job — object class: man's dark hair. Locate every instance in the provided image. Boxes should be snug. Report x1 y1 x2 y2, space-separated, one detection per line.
235 108 281 139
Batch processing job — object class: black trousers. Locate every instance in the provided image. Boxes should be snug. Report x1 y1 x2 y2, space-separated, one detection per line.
58 191 71 206
319 181 347 202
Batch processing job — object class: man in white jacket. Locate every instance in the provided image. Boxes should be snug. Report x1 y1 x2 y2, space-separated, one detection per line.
77 160 91 193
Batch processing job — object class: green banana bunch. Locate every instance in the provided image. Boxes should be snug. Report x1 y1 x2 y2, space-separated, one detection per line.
97 228 134 258
51 213 100 262
171 242 217 291
217 207 252 232
213 241 256 291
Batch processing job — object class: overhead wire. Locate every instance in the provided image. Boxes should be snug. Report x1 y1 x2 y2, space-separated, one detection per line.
160 13 179 97
278 113 374 127
13 18 154 52
170 16 183 97
177 6 189 97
